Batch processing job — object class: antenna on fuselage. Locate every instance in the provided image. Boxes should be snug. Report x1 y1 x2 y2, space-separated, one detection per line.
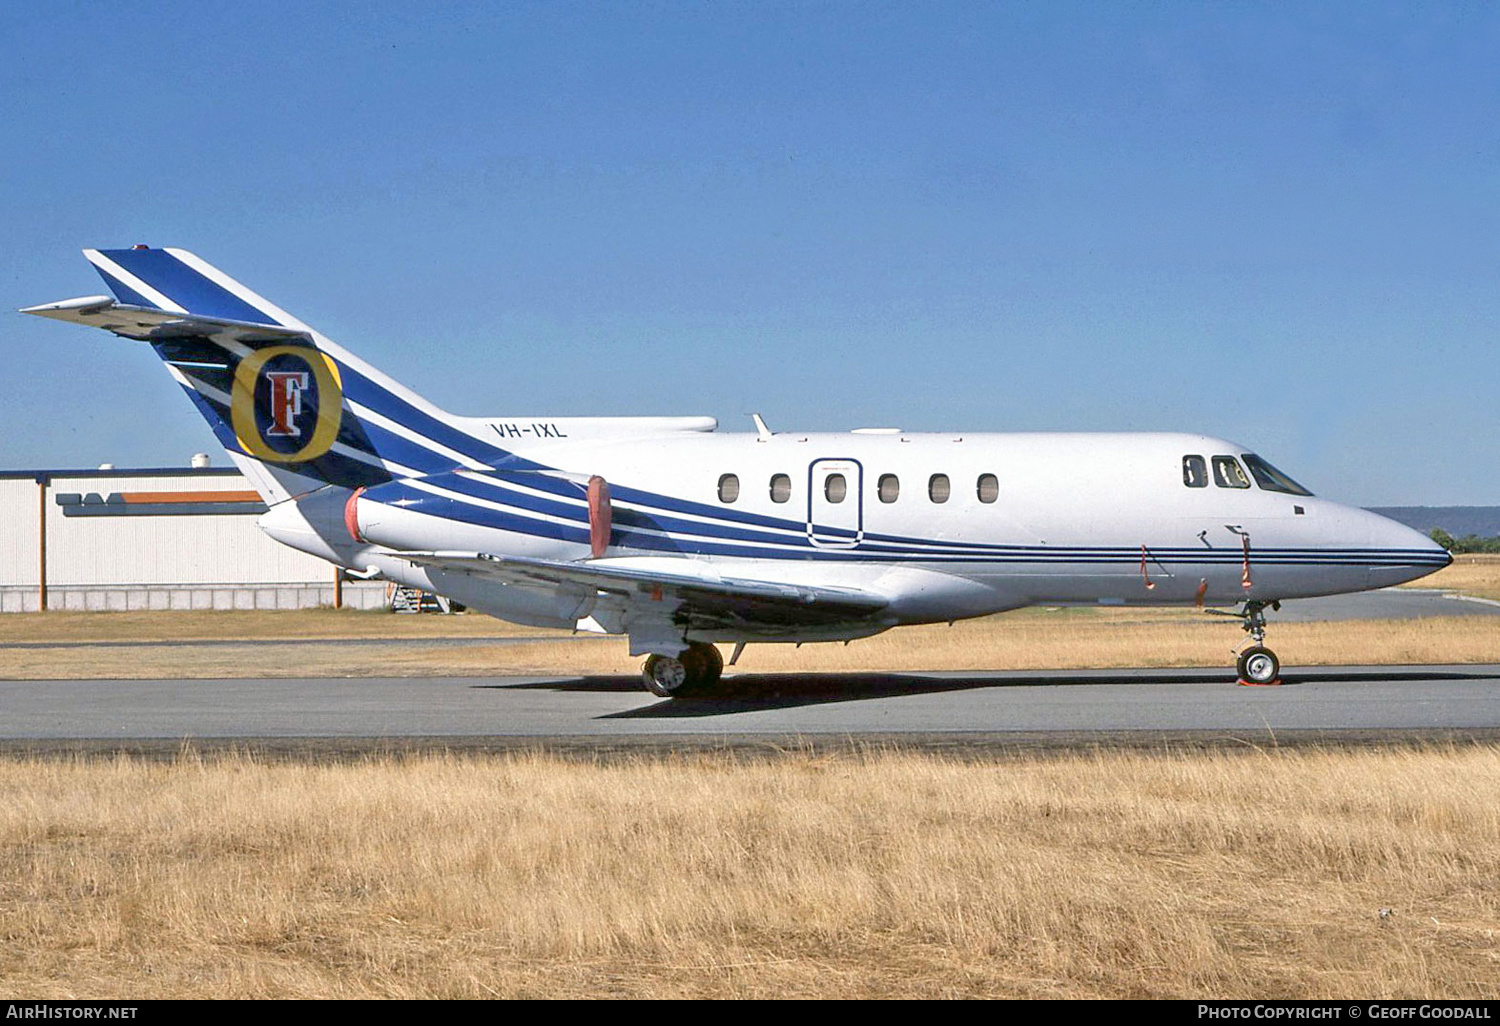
750 413 773 442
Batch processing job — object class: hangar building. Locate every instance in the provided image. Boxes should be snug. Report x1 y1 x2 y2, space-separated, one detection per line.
0 462 387 612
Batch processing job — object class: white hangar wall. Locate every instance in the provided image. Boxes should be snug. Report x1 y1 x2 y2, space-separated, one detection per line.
0 466 387 612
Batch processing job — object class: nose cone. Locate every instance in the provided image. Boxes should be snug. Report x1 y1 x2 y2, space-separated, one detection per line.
1362 508 1452 587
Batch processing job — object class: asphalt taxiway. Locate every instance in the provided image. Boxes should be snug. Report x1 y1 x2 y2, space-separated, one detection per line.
3 585 1496 746
2 665 1499 742
1274 588 1500 620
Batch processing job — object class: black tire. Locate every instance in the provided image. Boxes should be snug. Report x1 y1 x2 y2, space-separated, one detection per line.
689 642 724 684
1237 645 1281 685
669 643 725 697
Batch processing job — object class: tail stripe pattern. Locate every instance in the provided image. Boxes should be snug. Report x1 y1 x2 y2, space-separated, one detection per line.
87 251 187 312
90 248 525 487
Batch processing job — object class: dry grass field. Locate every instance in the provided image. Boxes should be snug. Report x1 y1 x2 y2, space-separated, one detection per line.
1405 554 1500 602
2 745 1498 999
0 561 1496 998
0 606 554 645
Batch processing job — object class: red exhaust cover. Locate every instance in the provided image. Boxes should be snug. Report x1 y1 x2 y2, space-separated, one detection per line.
587 475 611 558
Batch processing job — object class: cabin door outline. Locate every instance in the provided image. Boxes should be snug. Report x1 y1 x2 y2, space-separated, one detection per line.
807 458 863 549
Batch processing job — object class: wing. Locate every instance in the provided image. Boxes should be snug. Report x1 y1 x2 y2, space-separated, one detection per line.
387 550 890 628
21 296 309 345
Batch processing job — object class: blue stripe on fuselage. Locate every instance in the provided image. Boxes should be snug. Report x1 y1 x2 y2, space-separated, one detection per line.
373 473 774 554
609 481 813 533
435 471 815 547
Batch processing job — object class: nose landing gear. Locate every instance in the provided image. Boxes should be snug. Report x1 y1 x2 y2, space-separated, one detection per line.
1233 600 1283 686
1237 644 1281 686
641 642 725 698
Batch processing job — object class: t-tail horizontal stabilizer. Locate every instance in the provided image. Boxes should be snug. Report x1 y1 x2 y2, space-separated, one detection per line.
21 295 310 345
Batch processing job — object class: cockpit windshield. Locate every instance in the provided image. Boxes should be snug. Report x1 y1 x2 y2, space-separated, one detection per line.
1242 454 1313 496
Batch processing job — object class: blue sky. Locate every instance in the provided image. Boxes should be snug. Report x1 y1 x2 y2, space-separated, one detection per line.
3 2 1497 505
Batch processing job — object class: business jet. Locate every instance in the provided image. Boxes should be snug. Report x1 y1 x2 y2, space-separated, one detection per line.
23 247 1450 695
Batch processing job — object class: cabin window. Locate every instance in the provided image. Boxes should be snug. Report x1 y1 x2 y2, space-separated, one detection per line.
824 473 847 503
1242 454 1313 496
928 474 950 503
977 473 998 503
717 473 740 503
769 473 791 503
1212 456 1250 489
878 474 900 503
1183 455 1207 488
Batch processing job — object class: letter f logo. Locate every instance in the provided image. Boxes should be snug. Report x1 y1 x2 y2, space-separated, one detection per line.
231 345 342 462
265 371 310 437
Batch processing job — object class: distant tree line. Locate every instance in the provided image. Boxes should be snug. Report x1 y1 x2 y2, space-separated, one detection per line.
1429 529 1500 554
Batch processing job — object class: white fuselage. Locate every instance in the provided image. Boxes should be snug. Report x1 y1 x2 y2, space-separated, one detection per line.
264 427 1447 641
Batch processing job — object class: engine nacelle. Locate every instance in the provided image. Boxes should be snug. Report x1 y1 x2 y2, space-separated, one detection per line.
349 479 598 629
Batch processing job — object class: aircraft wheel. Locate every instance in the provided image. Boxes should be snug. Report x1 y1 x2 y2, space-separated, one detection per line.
642 654 688 697
1237 645 1281 686
642 644 724 698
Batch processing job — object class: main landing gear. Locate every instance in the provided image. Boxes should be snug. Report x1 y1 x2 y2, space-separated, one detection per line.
641 642 725 698
1233 600 1282 686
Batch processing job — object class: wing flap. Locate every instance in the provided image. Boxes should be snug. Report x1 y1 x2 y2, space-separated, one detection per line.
390 550 889 624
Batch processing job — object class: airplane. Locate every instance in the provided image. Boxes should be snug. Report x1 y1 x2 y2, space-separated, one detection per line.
23 247 1451 695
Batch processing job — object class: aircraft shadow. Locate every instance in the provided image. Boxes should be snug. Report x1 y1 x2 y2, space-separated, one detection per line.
486 675 649 694
607 673 993 716
482 667 1499 718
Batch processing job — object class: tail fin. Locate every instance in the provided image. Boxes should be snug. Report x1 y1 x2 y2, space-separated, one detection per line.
23 248 521 503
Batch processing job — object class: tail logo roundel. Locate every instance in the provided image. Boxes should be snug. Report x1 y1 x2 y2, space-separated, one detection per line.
229 345 343 463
